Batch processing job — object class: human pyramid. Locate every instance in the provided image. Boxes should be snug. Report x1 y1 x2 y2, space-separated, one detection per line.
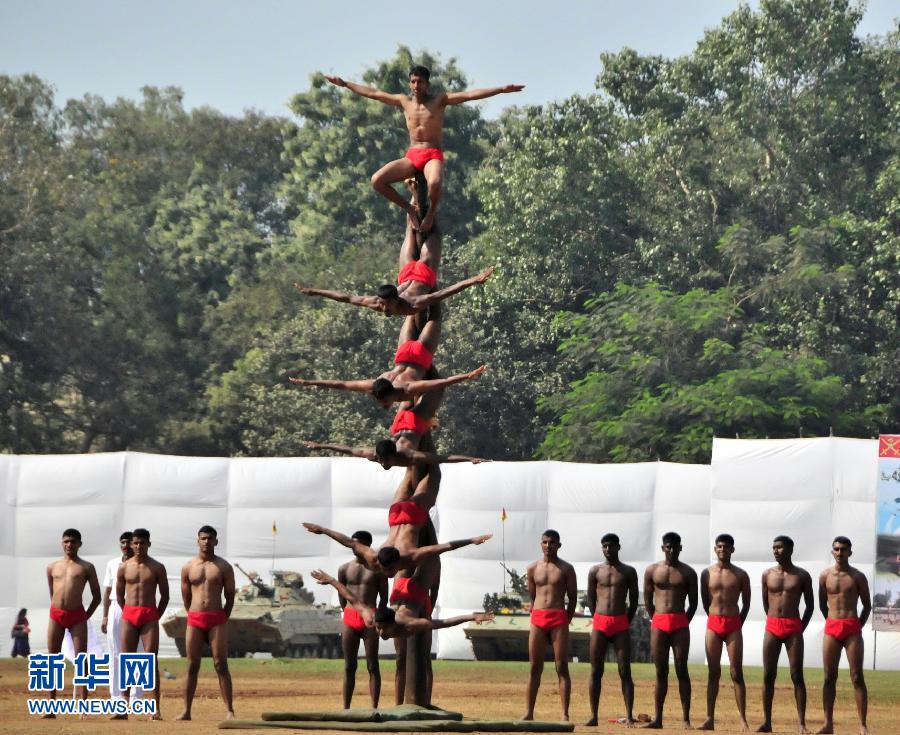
293 64 525 708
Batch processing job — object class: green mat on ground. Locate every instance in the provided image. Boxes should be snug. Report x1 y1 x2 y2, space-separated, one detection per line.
219 718 574 732
262 704 463 722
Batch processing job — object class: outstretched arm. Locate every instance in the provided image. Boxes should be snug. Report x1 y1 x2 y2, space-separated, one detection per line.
293 283 381 311
409 267 495 308
403 448 489 465
409 534 492 564
445 85 524 105
290 377 375 394
306 441 375 460
405 612 494 632
403 366 486 398
302 523 376 565
323 76 403 107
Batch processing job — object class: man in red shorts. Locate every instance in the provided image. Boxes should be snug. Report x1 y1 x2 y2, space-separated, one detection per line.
522 529 577 722
817 536 871 735
176 525 235 721
699 533 751 732
336 530 388 709
324 65 523 233
644 531 698 729
45 528 101 712
584 533 638 727
757 535 814 734
116 528 168 719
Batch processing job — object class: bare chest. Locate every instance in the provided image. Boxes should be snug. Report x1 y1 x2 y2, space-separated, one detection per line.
188 561 222 587
652 565 687 590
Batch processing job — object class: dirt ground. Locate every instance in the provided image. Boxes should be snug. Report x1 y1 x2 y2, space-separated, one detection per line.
0 658 896 734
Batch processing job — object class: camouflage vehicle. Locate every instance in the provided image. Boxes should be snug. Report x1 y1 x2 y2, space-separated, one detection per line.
162 565 343 658
465 565 651 662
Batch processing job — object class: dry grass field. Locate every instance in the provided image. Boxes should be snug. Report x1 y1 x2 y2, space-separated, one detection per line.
0 658 896 734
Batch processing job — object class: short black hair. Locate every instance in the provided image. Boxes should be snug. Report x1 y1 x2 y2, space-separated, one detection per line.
833 536 852 549
601 533 620 545
352 530 373 546
715 533 735 547
409 65 431 81
542 529 560 542
374 606 396 624
132 528 151 541
662 531 681 546
377 546 401 568
377 284 399 300
372 378 395 400
62 528 81 541
773 535 794 550
198 525 217 538
119 531 133 542
375 439 397 461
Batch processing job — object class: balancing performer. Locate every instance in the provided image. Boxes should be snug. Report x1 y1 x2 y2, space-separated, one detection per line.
643 531 698 730
699 534 751 732
584 532 639 727
522 529 578 723
324 65 523 233
757 535 814 734
817 536 871 735
176 525 236 722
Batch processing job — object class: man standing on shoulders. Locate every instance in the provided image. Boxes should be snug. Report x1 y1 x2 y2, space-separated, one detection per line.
45 528 101 713
643 531 698 730
117 528 168 720
584 533 639 727
101 531 141 717
817 536 871 735
699 534 751 732
337 530 388 709
522 529 577 723
757 535 814 734
176 525 236 722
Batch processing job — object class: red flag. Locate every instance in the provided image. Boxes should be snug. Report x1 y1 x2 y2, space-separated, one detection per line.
501 507 508 522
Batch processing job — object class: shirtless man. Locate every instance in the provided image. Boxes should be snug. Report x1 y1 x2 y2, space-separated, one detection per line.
116 528 169 719
305 438 486 470
699 534 751 732
522 530 577 722
176 525 236 722
325 64 523 232
817 536 871 735
643 531 699 730
757 535 814 734
101 531 141 715
45 528 101 710
584 533 639 727
335 531 388 709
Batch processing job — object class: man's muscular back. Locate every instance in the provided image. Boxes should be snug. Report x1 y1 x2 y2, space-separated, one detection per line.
763 565 810 617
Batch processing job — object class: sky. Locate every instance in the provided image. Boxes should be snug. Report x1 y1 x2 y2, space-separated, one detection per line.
1 1 897 120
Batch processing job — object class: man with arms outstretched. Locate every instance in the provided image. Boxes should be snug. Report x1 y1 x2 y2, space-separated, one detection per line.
757 535 814 734
176 525 236 721
45 528 101 713
699 534 751 732
117 528 168 720
305 438 486 470
644 531 698 730
585 533 638 727
325 65 523 232
817 536 871 735
335 530 388 709
523 529 577 722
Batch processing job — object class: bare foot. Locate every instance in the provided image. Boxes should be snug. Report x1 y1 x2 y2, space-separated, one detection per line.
755 725 772 733
698 717 715 731
625 719 636 729
739 721 750 733
520 713 534 721
684 721 694 731
225 711 236 720
858 726 869 735
40 714 55 719
110 714 128 721
150 712 163 721
798 726 810 735
815 726 833 734
644 720 663 729
175 711 191 721
561 714 570 722
585 717 599 726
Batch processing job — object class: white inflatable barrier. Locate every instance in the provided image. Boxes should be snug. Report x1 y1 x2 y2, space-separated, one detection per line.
1 437 896 668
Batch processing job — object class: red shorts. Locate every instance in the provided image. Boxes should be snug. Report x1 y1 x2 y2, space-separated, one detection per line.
398 260 438 289
390 408 431 437
405 147 444 172
592 613 630 637
707 614 742 638
824 617 863 642
388 500 428 528
765 616 803 640
531 608 570 633
394 340 433 370
390 577 433 616
49 606 88 630
187 610 228 633
122 605 159 628
651 612 690 634
343 606 368 633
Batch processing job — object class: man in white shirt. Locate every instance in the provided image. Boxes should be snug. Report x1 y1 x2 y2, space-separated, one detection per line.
101 531 142 713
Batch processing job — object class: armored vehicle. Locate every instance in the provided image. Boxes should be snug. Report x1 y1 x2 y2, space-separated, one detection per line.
162 565 343 658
